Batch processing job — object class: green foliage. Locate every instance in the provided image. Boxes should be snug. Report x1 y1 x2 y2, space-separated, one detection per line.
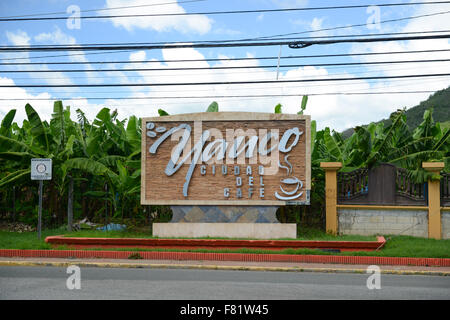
342 86 450 138
25 103 49 154
0 109 16 137
298 95 308 115
158 109 169 116
1 228 448 258
206 101 219 112
315 108 449 182
0 102 147 228
274 103 282 114
0 97 448 232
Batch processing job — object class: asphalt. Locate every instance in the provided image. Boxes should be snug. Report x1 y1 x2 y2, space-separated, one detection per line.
1 264 449 300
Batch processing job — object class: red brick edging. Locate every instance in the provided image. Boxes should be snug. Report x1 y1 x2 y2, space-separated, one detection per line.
44 236 386 252
0 249 448 267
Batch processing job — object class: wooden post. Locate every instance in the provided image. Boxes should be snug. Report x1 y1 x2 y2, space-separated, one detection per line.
422 162 444 239
320 162 342 235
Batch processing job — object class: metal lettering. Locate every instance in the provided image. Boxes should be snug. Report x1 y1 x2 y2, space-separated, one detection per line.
279 128 303 153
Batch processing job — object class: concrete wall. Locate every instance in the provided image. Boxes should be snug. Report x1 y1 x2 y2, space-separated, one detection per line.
442 211 450 240
338 208 428 237
153 223 297 239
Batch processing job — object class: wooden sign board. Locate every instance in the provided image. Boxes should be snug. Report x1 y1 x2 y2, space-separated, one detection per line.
141 112 311 205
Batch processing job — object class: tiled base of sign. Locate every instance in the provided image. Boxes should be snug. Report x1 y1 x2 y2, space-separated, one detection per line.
153 223 297 239
169 206 279 223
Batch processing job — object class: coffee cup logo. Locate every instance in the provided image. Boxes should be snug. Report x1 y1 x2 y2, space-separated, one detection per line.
275 155 303 200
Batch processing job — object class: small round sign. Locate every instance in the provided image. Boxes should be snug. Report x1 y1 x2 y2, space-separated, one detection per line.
36 163 46 174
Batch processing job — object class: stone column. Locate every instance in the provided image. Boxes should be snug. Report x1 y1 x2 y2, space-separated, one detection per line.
423 162 445 239
320 162 342 235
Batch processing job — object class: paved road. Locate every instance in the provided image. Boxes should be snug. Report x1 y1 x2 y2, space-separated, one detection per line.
0 266 449 300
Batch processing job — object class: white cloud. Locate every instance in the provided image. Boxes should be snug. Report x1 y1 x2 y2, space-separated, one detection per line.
3 30 76 91
345 0 450 127
0 76 117 128
289 16 331 38
6 30 30 46
34 27 76 45
104 0 212 34
33 27 103 85
0 77 53 125
96 47 385 131
3 1 448 132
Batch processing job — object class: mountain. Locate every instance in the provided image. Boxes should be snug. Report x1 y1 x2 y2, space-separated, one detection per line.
341 86 450 139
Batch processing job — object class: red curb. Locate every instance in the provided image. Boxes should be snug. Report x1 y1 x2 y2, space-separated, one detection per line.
44 236 386 252
0 249 448 267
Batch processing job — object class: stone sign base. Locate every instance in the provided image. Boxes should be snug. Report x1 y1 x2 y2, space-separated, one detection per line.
169 206 279 223
153 223 297 239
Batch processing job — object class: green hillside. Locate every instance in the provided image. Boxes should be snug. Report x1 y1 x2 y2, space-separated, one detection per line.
441 121 450 130
342 86 450 138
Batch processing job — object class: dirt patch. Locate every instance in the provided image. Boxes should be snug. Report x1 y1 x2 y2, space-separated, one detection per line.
0 221 35 232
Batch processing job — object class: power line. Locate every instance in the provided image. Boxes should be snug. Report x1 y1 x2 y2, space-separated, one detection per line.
0 90 438 101
1 9 448 60
12 29 450 47
11 76 449 99
11 76 447 93
3 34 450 52
0 1 448 22
3 58 449 73
247 9 450 41
4 73 450 88
0 50 135 62
2 48 449 65
11 62 449 81
11 76 447 102
0 0 206 19
6 90 437 108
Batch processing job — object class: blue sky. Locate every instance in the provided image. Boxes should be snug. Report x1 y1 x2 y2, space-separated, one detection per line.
0 0 449 130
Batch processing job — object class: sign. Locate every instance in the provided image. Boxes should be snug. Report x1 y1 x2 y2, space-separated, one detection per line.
141 112 310 205
31 158 52 180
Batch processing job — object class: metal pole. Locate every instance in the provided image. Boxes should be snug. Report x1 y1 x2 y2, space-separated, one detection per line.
67 176 73 231
38 180 43 239
104 183 108 226
276 45 282 80
12 186 16 222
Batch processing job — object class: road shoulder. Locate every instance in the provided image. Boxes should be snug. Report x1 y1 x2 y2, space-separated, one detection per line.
1 257 449 276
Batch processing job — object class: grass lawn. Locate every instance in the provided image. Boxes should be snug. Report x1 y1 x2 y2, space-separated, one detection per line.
60 228 375 241
0 227 449 258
